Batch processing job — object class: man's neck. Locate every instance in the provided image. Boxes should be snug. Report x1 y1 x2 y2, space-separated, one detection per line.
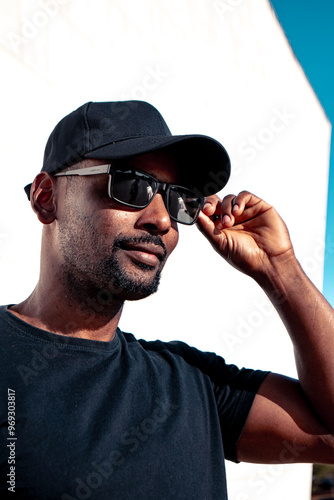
9 286 124 342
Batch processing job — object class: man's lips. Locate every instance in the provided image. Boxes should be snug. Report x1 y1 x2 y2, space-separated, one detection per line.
120 242 166 267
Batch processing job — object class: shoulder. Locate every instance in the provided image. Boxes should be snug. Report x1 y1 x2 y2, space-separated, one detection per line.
120 330 215 370
120 330 267 388
121 329 213 364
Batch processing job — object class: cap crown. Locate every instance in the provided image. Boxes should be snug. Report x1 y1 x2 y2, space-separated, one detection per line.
43 101 172 174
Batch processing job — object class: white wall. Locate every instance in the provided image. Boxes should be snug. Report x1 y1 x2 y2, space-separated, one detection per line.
0 0 330 498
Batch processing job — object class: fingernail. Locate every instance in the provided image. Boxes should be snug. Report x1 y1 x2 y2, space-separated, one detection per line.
222 214 231 225
232 204 240 213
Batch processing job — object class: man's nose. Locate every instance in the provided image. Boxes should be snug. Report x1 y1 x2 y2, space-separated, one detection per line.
135 193 172 234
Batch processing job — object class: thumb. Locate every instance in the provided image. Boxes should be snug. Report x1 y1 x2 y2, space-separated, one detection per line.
196 209 224 241
196 209 215 236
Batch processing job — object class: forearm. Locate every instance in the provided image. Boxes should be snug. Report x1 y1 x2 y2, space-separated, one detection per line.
256 252 334 433
198 191 334 431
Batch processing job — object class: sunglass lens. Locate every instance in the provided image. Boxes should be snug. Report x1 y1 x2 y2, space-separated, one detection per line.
112 170 155 207
168 187 201 224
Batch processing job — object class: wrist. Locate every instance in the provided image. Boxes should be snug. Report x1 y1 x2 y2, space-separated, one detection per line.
254 249 304 302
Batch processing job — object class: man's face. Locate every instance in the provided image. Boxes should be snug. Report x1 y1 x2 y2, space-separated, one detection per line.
55 150 180 307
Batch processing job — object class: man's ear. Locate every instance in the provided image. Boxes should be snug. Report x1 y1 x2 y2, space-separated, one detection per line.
30 172 57 224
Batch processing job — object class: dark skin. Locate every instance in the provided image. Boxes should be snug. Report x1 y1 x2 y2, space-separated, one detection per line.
10 151 334 465
11 153 180 341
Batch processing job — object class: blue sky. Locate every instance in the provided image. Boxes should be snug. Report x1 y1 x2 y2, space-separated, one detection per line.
270 0 334 306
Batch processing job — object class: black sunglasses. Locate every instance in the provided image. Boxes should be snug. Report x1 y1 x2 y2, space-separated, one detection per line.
55 164 204 225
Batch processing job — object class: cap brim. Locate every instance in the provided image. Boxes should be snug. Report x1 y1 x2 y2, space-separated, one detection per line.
84 134 231 196
24 134 230 200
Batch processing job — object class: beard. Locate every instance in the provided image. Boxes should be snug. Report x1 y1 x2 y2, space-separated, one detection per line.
95 234 167 300
58 212 167 311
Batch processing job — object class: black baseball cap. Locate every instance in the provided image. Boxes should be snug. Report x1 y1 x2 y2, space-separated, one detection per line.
24 100 231 200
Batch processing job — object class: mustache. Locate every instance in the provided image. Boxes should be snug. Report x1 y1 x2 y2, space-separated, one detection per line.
113 235 168 262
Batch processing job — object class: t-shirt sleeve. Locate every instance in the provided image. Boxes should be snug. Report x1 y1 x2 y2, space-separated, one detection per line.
213 362 269 462
169 341 270 463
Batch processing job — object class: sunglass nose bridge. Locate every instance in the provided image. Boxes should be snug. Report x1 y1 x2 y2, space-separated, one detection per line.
154 180 169 200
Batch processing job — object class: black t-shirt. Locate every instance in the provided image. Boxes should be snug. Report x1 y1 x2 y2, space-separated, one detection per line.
0 305 268 499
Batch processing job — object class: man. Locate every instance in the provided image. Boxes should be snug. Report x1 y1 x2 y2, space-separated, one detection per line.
1 100 333 499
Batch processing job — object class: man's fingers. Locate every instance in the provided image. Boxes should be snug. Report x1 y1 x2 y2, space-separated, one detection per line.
197 196 224 236
221 192 250 216
198 191 270 235
201 193 240 229
219 194 237 227
220 191 268 225
202 194 221 217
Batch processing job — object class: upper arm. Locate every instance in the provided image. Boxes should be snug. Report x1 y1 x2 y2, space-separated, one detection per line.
236 373 334 464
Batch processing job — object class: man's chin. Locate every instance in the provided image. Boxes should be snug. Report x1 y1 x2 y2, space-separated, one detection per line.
118 287 159 302
110 269 162 302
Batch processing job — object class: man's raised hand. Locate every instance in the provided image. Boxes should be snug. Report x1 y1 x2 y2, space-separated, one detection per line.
196 191 294 278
